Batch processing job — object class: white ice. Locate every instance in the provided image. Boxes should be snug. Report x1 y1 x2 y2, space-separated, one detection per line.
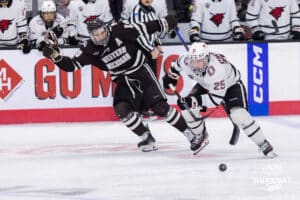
0 115 299 200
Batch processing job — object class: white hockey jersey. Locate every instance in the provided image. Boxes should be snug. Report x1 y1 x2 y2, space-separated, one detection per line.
190 0 241 42
0 0 27 46
171 52 241 108
246 0 300 40
67 0 114 42
121 0 167 22
29 13 68 47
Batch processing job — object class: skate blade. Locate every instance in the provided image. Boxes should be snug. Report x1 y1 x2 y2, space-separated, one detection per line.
139 144 158 152
265 151 278 158
192 140 209 155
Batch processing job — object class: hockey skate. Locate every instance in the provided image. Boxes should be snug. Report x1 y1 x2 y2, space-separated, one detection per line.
138 131 158 152
184 127 209 155
259 140 278 158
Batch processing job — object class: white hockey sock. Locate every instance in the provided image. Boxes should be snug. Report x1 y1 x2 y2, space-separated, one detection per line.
182 107 205 135
230 108 266 146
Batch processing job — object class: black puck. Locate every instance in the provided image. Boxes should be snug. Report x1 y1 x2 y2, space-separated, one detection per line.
219 163 227 172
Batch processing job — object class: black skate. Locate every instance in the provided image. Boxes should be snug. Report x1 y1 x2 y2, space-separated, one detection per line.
259 140 278 158
138 132 158 152
184 127 209 155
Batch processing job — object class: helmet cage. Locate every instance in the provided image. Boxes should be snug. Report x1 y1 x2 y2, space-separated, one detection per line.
188 42 210 73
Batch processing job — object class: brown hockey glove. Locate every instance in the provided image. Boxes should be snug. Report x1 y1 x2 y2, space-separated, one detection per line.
42 44 62 63
233 26 245 40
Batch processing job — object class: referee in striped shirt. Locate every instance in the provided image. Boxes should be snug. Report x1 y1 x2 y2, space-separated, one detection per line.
128 0 167 77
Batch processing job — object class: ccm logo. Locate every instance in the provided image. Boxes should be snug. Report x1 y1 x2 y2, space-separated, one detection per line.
252 45 264 103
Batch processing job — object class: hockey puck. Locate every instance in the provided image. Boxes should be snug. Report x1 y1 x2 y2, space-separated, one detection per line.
219 163 227 172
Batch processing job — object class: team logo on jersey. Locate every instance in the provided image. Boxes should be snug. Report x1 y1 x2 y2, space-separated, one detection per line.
209 12 225 27
0 19 13 33
83 15 101 24
269 6 285 20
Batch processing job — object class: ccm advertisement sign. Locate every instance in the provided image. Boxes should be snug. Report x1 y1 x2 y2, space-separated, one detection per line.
247 43 269 116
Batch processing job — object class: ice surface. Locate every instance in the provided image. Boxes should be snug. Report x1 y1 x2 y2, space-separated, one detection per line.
0 115 299 200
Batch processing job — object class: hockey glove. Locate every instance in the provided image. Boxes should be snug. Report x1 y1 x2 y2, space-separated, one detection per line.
52 25 64 38
169 30 177 38
177 95 201 110
18 37 31 54
68 36 80 45
290 31 300 40
37 41 47 51
163 74 178 90
43 44 62 63
252 30 265 40
232 26 245 40
189 28 201 42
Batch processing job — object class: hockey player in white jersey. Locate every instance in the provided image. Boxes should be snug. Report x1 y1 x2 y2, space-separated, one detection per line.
67 0 114 44
29 0 68 50
189 0 245 42
0 0 31 53
162 42 277 158
246 0 300 40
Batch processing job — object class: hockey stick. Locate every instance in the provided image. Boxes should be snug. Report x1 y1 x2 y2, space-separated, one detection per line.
168 84 213 122
173 27 189 51
221 102 240 145
173 28 240 145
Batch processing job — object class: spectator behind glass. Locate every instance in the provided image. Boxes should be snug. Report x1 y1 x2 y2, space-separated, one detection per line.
246 0 300 41
54 0 70 18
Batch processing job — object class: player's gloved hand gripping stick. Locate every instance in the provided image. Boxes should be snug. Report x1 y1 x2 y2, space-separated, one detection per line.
168 84 213 122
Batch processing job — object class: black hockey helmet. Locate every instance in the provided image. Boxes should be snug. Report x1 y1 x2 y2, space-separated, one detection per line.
87 18 110 46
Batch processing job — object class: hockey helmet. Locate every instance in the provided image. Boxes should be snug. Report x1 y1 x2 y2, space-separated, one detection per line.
188 42 210 73
87 18 110 46
40 0 57 27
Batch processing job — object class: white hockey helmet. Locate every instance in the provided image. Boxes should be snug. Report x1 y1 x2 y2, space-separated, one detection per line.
41 0 57 12
188 42 210 73
40 1 57 27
